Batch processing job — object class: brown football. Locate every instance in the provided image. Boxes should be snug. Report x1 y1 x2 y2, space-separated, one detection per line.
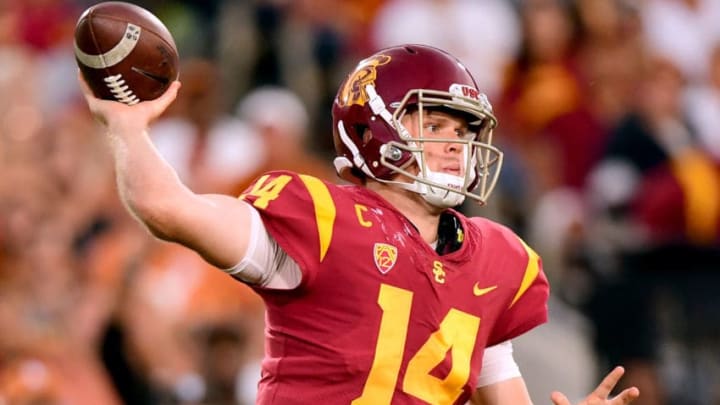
74 1 179 105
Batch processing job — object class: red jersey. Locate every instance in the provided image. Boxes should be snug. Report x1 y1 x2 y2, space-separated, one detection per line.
240 170 549 405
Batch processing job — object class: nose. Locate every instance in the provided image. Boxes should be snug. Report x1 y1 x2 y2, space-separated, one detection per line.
446 141 462 154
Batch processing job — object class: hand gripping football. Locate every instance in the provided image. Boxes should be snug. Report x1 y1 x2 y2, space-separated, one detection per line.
74 1 179 105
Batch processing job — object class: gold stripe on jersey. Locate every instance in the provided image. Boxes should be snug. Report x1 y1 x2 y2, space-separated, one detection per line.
299 175 336 262
510 238 540 308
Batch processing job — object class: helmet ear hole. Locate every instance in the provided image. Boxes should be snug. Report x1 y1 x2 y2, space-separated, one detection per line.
361 129 373 146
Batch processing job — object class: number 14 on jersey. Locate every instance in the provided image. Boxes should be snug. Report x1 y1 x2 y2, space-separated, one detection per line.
354 284 481 405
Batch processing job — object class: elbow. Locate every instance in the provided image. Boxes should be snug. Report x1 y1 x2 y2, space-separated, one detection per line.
124 193 180 241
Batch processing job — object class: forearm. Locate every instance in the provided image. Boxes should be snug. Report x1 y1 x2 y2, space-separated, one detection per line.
105 126 253 268
106 125 190 240
471 377 533 405
81 80 251 269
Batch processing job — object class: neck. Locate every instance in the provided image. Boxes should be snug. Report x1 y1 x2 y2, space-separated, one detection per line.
367 180 442 244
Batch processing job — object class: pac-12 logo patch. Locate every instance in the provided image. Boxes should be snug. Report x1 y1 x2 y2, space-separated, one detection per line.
373 243 398 274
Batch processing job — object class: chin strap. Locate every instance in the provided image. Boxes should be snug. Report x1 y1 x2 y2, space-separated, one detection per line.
420 169 467 208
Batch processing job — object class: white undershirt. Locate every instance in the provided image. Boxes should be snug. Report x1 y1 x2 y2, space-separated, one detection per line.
223 203 521 387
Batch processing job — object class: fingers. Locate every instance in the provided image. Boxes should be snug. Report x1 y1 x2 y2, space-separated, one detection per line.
76 69 181 128
76 69 181 110
593 366 625 398
552 366 639 405
610 387 640 405
550 391 571 405
149 81 181 117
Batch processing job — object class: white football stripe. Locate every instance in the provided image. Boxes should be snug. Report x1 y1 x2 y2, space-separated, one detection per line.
74 23 142 69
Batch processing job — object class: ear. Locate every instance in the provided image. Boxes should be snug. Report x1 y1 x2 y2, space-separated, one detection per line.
361 129 373 146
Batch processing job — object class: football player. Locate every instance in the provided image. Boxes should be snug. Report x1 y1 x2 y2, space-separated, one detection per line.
78 44 639 405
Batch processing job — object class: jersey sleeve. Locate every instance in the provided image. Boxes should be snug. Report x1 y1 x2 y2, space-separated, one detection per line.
483 223 550 346
238 170 337 288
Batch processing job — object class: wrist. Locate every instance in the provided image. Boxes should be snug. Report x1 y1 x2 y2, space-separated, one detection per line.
105 120 149 139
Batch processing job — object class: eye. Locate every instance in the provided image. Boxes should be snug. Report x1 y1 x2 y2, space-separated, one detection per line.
457 129 475 140
425 124 439 132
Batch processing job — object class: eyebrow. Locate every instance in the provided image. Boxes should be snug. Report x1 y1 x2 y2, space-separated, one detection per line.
422 113 468 128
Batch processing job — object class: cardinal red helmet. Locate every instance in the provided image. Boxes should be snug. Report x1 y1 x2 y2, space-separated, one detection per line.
332 44 503 207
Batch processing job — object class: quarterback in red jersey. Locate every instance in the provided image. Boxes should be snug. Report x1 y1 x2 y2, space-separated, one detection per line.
238 169 546 404
78 44 639 405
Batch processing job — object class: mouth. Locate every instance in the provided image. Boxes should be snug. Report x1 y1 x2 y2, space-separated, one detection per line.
440 164 462 175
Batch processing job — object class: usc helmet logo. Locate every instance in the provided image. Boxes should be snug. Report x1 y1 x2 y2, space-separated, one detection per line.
338 54 391 107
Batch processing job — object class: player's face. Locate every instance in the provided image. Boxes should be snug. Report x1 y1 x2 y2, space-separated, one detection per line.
400 109 476 177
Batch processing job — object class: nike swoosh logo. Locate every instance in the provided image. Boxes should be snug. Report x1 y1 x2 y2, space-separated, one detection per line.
473 283 497 296
131 67 170 85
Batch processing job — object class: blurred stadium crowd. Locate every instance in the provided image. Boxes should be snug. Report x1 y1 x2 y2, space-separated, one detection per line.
1 0 720 404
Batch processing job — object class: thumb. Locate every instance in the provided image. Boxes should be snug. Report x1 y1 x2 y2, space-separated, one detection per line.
147 81 181 117
551 391 572 405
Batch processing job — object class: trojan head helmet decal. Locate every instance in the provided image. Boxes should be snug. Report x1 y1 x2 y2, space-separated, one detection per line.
337 54 392 107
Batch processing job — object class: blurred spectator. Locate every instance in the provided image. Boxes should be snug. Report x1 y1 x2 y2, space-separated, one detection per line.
0 354 118 405
371 0 521 101
575 0 645 126
0 162 122 405
155 0 223 59
0 9 145 400
215 0 372 155
523 0 645 282
0 356 61 405
685 42 720 161
491 0 642 288
116 240 264 405
641 0 720 84
497 0 582 139
0 50 45 167
584 55 720 405
485 0 586 241
14 0 77 52
233 85 337 194
151 58 266 195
